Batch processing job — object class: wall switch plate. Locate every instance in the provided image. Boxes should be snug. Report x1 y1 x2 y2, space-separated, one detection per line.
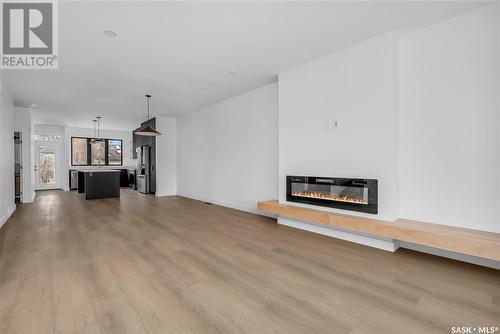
328 120 339 130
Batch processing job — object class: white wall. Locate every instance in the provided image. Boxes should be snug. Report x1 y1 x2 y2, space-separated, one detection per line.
176 83 278 213
278 33 399 221
156 116 177 197
0 73 15 227
399 5 499 233
14 107 35 203
35 124 65 136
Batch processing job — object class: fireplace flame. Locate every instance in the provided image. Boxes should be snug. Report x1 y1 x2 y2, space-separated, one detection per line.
291 191 368 205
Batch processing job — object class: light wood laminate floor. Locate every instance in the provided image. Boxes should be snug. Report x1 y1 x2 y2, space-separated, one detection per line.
0 190 499 334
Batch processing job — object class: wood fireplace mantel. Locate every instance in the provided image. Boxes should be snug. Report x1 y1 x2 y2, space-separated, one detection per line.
257 200 500 261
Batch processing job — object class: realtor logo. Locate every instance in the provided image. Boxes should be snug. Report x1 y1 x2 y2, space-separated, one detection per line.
1 0 58 69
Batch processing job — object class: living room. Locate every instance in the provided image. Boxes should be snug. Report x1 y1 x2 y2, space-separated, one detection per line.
0 1 498 333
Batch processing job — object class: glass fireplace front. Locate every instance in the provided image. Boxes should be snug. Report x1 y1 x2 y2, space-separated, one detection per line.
286 176 378 214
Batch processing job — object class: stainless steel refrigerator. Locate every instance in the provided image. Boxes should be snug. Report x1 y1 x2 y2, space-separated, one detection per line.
136 145 156 194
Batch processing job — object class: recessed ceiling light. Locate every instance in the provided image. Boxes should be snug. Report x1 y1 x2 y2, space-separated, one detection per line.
104 30 117 37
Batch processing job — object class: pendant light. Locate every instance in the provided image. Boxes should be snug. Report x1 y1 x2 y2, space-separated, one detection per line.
135 94 162 136
90 116 105 144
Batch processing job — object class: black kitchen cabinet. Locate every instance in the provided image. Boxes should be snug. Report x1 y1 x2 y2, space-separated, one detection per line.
120 169 129 187
133 133 137 159
149 143 156 193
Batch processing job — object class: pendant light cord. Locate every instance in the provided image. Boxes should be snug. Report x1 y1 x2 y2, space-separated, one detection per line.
146 95 151 121
97 117 101 139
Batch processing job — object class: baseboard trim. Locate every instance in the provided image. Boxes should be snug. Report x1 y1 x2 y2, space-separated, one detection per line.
0 204 16 229
155 192 176 197
177 193 276 218
22 191 36 204
278 217 400 252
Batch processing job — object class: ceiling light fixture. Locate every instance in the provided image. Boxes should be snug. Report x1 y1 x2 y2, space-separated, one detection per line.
104 30 117 37
134 94 162 136
90 116 105 144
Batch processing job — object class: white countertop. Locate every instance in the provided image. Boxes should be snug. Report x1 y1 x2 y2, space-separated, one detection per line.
75 169 122 173
71 166 136 171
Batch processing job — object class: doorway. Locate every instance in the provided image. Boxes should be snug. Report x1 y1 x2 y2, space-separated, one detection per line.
14 132 22 203
35 141 62 190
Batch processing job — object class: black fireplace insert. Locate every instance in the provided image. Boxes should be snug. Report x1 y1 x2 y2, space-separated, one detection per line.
286 176 378 214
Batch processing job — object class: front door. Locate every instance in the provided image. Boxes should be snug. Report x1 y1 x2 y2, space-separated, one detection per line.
35 141 62 190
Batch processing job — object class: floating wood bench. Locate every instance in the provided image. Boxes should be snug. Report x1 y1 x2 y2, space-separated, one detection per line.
257 200 500 262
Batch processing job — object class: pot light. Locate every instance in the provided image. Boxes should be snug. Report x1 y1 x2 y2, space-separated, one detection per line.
104 30 117 37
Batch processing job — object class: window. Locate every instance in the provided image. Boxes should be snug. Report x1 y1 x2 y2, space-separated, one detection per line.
34 134 63 141
71 137 123 166
108 139 122 165
72 138 88 166
39 147 56 184
90 140 106 166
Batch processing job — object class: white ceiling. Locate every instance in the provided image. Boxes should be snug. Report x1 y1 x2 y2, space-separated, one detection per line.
4 0 490 131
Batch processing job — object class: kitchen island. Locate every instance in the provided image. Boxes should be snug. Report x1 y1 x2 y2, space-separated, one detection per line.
77 169 121 200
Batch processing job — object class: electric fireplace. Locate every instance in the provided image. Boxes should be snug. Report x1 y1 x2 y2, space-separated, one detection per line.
286 176 378 214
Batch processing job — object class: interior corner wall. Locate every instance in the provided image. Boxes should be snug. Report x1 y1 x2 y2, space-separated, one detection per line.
14 107 35 203
156 116 177 197
0 74 15 227
63 125 70 191
398 4 500 233
278 32 399 221
176 83 278 213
